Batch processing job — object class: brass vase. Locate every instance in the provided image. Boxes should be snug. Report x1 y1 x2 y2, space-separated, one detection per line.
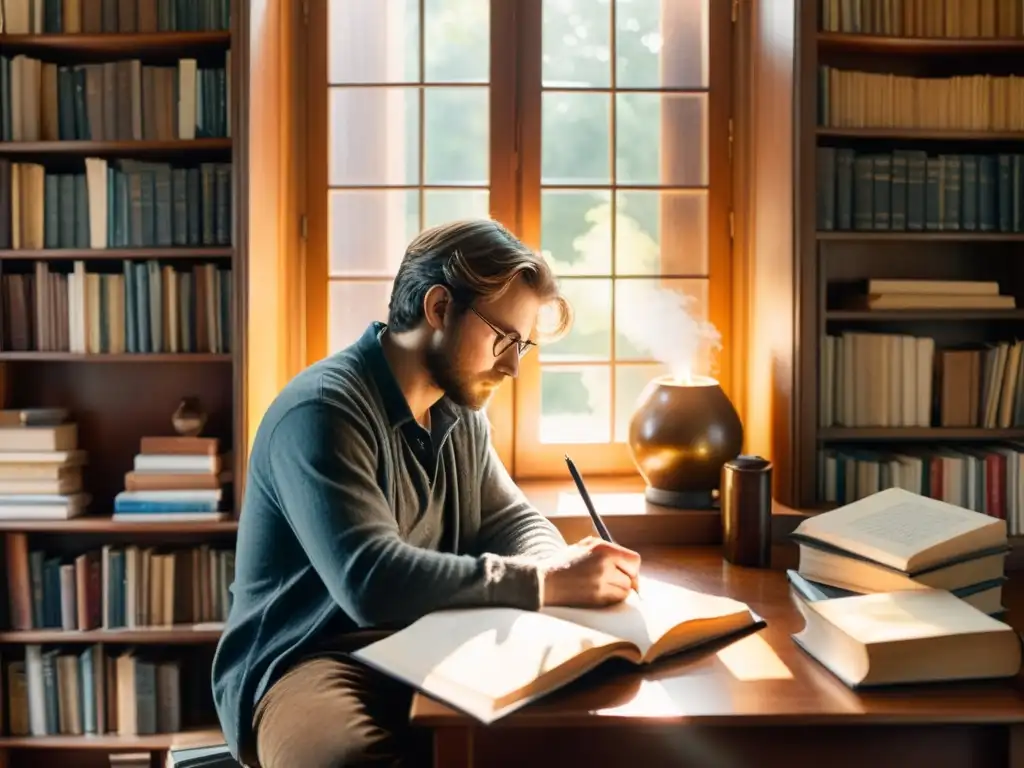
627 374 744 509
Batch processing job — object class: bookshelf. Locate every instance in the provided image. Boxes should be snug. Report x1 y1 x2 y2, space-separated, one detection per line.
793 1 1024 534
0 0 246 764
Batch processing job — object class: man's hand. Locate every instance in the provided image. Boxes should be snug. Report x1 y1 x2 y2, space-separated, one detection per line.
539 536 642 607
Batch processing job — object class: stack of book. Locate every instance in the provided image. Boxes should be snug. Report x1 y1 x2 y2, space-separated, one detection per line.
113 436 228 523
786 487 1021 689
0 408 90 521
843 278 1016 310
788 487 1010 615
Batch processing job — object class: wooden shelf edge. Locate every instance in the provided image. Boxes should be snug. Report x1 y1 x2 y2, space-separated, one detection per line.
819 427 1024 441
0 727 224 749
0 248 233 260
0 517 239 532
817 32 1024 53
0 353 232 363
0 138 231 154
0 31 230 49
817 127 1024 140
817 231 1024 242
0 625 224 644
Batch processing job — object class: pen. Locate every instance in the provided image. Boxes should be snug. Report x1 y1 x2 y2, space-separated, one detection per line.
564 454 641 598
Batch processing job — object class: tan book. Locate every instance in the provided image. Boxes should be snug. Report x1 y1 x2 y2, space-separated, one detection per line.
792 588 1022 688
792 488 1009 594
352 578 762 724
0 423 77 452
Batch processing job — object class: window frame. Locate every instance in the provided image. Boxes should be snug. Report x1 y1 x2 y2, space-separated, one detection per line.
304 0 735 481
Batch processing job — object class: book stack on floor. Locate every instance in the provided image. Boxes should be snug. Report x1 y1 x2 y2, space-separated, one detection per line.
0 407 90 521
787 487 1021 689
113 436 229 523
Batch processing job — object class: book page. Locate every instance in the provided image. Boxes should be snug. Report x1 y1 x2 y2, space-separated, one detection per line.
352 607 635 716
795 488 1005 571
540 577 752 657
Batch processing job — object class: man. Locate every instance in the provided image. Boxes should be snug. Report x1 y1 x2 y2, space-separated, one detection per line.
211 219 641 767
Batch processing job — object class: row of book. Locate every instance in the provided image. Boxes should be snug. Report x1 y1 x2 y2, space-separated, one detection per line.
816 148 1024 233
819 0 1024 38
816 444 1024 534
0 159 232 250
6 535 233 630
819 330 1024 429
1 260 232 354
5 645 181 737
818 66 1024 131
113 434 228 524
1 0 230 34
2 55 231 144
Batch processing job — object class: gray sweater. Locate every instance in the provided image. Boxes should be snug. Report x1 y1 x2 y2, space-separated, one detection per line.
211 322 566 760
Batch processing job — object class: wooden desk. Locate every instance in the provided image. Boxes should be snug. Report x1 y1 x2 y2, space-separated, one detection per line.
411 547 1024 768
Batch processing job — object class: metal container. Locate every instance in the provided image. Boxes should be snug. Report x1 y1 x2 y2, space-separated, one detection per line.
721 455 773 567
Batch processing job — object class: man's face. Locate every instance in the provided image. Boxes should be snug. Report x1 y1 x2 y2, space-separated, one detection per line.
426 276 541 410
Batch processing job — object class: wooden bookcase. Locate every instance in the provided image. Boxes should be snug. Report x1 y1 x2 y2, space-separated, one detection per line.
792 2 1024 525
0 1 248 764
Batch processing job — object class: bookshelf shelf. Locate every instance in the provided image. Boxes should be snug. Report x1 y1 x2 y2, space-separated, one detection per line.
819 428 1024 442
0 31 231 53
817 231 1024 242
0 138 232 156
0 353 233 362
817 128 1024 141
0 728 224 750
817 32 1024 55
0 626 223 644
0 517 239 533
0 248 233 260
825 310 1024 321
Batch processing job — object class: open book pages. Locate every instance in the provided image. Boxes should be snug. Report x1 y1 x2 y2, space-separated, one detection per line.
351 578 759 724
792 588 1022 688
792 487 1007 573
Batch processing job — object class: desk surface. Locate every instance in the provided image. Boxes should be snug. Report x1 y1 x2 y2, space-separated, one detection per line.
410 547 1024 729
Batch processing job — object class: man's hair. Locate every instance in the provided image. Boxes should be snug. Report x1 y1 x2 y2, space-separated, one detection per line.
387 218 573 341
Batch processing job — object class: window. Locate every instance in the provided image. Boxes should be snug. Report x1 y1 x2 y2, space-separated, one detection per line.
307 0 732 479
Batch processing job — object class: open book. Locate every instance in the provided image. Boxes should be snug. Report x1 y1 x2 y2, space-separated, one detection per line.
791 488 1009 592
351 578 762 724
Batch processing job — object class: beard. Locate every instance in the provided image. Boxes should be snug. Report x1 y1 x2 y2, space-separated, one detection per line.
424 337 502 411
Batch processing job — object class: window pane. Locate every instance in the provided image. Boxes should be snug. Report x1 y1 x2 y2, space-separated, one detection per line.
615 190 708 276
329 0 420 84
614 279 714 375
424 190 490 227
615 93 707 186
540 278 611 362
614 363 670 442
541 190 611 276
424 87 489 184
615 0 709 89
541 366 611 443
424 0 490 83
329 190 420 277
330 87 419 186
329 280 394 352
542 0 611 88
542 92 611 184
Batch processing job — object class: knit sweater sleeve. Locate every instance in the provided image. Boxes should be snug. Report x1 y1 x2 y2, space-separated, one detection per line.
472 412 567 560
267 399 547 627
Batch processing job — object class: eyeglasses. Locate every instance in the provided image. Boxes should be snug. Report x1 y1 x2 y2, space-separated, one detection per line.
469 307 537 359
